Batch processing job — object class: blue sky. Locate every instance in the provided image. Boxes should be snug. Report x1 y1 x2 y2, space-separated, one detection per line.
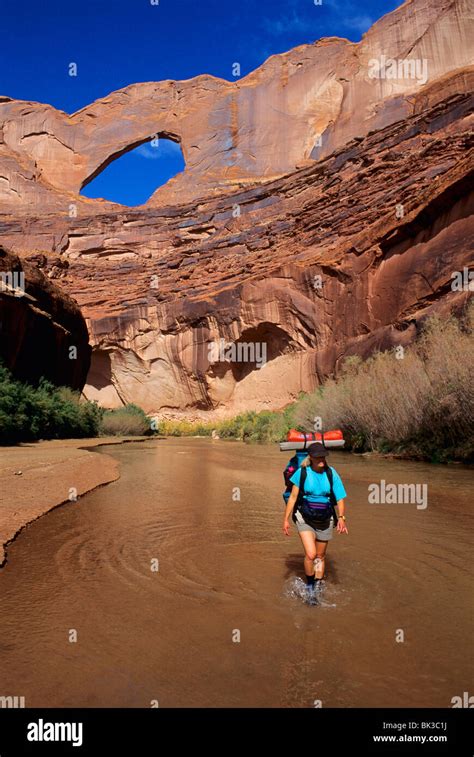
2 0 401 205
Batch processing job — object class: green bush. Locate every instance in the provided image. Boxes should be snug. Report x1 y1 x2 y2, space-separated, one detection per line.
0 359 154 442
99 404 152 436
0 365 102 444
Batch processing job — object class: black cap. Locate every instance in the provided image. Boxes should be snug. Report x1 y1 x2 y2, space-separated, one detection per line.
307 442 329 457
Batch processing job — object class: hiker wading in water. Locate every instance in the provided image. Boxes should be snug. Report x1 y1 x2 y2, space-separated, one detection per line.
283 442 348 597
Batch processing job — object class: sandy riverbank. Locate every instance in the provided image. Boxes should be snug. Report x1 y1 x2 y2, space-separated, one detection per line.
0 437 148 567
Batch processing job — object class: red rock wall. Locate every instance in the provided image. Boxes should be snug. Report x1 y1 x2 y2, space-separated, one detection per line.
0 0 472 415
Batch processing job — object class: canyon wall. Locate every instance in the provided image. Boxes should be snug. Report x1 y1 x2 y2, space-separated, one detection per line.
0 0 472 416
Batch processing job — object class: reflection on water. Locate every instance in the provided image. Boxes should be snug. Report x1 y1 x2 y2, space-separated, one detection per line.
0 438 472 707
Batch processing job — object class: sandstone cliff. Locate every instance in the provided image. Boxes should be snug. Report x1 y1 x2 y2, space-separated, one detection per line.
0 0 472 416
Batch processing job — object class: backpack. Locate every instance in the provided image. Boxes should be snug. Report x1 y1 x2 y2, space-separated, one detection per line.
283 453 301 493
283 458 339 529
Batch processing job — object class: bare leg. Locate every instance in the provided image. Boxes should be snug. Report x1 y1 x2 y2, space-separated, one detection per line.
298 530 317 577
314 540 328 579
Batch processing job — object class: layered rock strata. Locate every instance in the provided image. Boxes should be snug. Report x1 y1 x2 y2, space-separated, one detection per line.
0 0 472 414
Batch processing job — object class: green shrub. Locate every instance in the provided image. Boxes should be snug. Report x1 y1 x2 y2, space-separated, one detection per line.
0 364 102 444
99 404 152 436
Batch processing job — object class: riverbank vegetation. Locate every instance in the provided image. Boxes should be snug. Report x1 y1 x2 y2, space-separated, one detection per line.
157 404 297 443
0 367 100 443
293 309 473 463
0 364 152 443
100 403 151 436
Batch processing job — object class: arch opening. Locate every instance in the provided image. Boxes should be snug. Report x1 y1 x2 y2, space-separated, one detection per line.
80 135 185 206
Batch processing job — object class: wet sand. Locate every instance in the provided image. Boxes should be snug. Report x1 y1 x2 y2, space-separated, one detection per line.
0 437 147 567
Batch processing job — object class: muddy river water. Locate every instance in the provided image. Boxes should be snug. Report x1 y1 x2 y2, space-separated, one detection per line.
1 438 472 707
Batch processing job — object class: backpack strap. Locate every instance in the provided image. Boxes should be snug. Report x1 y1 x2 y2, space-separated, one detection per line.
325 466 339 527
293 465 307 517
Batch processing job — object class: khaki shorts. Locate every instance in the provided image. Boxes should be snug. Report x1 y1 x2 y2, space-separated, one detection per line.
294 510 334 541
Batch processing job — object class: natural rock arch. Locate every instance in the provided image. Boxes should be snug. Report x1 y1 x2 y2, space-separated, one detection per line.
80 132 184 193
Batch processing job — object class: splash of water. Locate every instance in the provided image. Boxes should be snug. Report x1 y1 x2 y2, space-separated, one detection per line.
282 576 336 607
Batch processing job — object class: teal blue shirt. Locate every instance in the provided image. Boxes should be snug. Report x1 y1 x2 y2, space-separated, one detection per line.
289 465 347 503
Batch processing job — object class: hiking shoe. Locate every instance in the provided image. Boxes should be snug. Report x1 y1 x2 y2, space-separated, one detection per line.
305 585 319 606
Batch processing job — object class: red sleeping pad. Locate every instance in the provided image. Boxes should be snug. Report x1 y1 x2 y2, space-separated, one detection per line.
279 428 345 451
